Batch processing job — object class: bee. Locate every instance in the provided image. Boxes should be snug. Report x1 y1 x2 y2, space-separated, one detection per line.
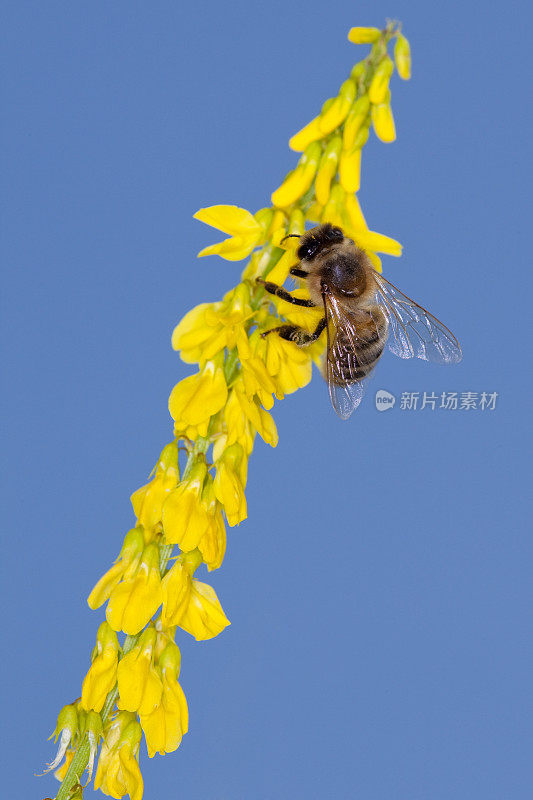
257 223 462 418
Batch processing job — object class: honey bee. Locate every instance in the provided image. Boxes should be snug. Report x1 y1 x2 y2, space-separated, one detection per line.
257 223 462 418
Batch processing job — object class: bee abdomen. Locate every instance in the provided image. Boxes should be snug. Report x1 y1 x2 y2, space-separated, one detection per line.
336 311 387 384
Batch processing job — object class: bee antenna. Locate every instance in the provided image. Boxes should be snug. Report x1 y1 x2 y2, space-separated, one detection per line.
280 233 302 244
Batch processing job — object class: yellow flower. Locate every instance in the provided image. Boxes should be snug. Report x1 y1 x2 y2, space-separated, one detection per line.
213 442 248 526
161 556 194 629
197 477 226 571
130 442 179 536
339 146 362 194
117 627 162 717
368 56 394 104
371 93 396 142
347 26 381 44
271 142 321 207
162 461 210 551
80 622 120 713
315 137 342 206
106 543 163 636
94 714 143 800
172 284 253 365
161 550 229 640
343 94 370 149
178 580 230 641
255 327 313 399
194 204 263 261
289 115 323 152
139 642 188 757
87 527 145 610
394 34 411 80
169 359 227 428
318 78 356 134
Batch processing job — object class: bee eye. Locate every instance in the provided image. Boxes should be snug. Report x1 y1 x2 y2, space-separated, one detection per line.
298 242 318 260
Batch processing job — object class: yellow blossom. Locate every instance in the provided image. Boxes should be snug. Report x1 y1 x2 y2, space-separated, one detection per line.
161 556 194 629
117 627 162 716
289 115 324 152
339 146 362 193
106 543 163 636
394 34 411 80
319 78 356 134
315 137 342 206
343 94 370 149
161 550 229 640
194 204 263 261
139 642 188 757
368 55 394 104
214 442 248 526
162 460 211 550
348 26 381 44
94 714 143 800
87 527 145 610
169 359 227 428
130 442 179 536
371 93 396 142
80 622 120 713
171 284 253 364
271 142 321 207
197 477 226 571
178 579 231 641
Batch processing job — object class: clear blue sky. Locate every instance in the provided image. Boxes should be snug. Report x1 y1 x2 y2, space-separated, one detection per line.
2 2 531 798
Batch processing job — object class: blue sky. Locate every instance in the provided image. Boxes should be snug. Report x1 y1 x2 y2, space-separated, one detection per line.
2 2 532 798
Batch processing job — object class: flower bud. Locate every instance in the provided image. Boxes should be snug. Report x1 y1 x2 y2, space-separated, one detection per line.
271 142 322 208
369 56 394 104
347 26 381 44
394 33 411 80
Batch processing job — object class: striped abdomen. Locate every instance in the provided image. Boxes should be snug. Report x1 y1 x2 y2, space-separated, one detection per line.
333 306 388 385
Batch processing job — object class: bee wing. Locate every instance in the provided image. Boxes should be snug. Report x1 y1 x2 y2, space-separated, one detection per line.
372 271 463 364
323 292 367 419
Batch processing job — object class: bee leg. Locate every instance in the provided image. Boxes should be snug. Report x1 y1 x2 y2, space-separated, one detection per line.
261 317 327 346
289 267 308 278
256 278 315 307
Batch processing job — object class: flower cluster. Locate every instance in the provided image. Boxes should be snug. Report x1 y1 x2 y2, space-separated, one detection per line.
47 21 410 800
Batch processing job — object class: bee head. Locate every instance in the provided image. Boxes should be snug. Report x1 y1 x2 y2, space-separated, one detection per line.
297 223 344 262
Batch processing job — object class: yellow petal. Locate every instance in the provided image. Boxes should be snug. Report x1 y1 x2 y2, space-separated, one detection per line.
394 34 411 80
353 229 402 256
80 646 118 712
194 204 262 236
171 303 211 351
347 26 381 44
117 647 163 716
318 79 355 134
271 142 321 208
198 234 259 261
343 95 370 150
161 560 193 627
87 561 127 611
371 101 396 142
289 115 323 152
177 580 230 641
168 362 227 427
339 147 361 193
106 563 163 636
368 56 394 104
